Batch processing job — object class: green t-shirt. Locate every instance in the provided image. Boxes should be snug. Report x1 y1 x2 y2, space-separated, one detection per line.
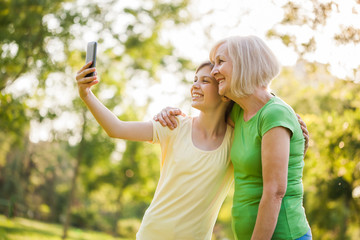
230 96 309 240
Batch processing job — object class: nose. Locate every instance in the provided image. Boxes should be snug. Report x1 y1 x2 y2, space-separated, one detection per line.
191 80 200 92
192 81 200 88
210 65 219 77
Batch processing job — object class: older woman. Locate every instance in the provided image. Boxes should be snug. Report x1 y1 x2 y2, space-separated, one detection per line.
209 35 311 240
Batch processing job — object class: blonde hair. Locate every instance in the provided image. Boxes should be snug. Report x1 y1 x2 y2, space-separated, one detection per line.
209 35 280 98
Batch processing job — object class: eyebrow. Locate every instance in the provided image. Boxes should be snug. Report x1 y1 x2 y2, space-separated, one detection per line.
215 55 223 61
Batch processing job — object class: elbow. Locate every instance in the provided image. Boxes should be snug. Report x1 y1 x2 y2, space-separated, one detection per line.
107 133 115 138
274 182 287 200
106 130 125 139
274 188 286 200
106 131 117 139
264 185 287 202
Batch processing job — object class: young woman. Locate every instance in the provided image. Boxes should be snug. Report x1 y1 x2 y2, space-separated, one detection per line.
75 61 234 240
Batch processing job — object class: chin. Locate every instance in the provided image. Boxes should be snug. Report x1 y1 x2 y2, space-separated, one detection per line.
219 88 230 99
191 102 202 111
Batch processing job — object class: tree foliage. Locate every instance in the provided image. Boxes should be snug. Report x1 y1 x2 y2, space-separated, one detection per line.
271 62 360 239
1 0 360 239
268 0 360 56
0 0 192 238
0 0 80 90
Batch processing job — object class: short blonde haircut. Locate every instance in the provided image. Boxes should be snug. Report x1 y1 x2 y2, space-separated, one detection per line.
209 35 280 98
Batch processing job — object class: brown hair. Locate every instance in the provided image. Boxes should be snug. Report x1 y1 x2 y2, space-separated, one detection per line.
195 61 214 73
195 61 234 121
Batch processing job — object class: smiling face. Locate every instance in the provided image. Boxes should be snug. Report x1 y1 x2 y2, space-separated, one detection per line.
210 43 233 98
191 64 226 111
210 36 281 99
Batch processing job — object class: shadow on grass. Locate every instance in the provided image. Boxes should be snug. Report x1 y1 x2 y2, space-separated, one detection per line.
1 225 58 238
0 215 126 240
1 225 123 240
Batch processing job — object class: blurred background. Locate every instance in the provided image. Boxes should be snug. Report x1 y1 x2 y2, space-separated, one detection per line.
1 0 360 239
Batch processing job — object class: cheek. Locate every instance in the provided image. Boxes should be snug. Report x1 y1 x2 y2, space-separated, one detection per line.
219 65 227 76
209 87 221 98
220 62 232 77
224 65 231 77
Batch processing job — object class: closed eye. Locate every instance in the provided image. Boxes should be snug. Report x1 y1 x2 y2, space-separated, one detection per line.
202 77 212 83
215 56 224 65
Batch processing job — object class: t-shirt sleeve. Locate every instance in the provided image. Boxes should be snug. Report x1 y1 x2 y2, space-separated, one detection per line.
260 104 298 137
150 117 180 144
230 103 242 123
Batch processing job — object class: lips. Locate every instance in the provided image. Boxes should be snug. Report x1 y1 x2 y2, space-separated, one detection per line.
192 93 203 98
191 91 203 100
217 79 225 89
215 77 225 84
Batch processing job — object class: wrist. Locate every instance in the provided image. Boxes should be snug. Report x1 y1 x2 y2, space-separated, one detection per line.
80 90 94 102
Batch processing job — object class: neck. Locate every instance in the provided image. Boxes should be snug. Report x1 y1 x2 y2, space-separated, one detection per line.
194 108 228 138
230 88 273 121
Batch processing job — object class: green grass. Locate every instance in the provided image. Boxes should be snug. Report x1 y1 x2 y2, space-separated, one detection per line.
0 215 131 240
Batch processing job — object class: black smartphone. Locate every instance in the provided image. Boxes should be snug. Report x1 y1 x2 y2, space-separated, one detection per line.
85 41 97 77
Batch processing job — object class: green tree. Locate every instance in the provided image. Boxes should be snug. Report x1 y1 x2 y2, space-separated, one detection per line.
60 0 192 238
267 2 360 236
271 61 360 239
267 0 360 80
0 0 85 217
0 0 193 239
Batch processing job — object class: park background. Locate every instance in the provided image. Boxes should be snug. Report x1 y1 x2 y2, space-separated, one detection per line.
1 0 360 239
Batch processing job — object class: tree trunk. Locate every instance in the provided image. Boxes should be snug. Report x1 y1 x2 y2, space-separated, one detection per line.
62 112 87 240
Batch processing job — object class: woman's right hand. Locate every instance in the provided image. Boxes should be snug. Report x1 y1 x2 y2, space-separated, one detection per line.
296 114 309 155
75 62 98 99
153 107 185 130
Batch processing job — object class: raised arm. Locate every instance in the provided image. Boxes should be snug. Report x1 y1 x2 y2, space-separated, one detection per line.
76 62 153 141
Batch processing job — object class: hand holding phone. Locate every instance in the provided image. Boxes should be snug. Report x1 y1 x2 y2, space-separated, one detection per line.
85 41 97 77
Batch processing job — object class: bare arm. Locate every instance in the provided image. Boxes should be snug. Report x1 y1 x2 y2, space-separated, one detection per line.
76 62 153 141
251 126 290 240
